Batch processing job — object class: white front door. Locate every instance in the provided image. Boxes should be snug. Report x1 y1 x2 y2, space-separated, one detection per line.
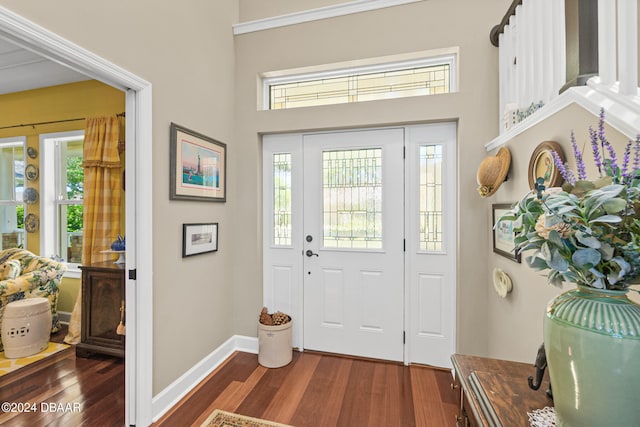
262 123 456 367
302 129 404 361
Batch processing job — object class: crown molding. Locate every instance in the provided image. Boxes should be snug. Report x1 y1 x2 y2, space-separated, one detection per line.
485 77 640 151
233 0 424 35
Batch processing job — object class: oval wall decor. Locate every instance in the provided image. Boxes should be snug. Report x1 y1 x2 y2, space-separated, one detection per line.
25 164 39 181
25 213 39 233
528 141 565 190
23 187 39 204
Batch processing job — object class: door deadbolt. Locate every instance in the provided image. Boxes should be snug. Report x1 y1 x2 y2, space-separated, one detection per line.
306 235 313 242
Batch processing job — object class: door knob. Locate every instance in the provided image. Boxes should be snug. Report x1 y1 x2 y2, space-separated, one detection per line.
305 250 319 257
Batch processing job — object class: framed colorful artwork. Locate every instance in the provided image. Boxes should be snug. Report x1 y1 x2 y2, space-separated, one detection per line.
492 203 521 263
170 123 226 202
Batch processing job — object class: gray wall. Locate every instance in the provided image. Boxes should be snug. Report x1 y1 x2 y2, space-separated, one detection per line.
233 0 512 358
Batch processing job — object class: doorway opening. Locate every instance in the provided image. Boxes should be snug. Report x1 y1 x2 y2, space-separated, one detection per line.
0 6 153 425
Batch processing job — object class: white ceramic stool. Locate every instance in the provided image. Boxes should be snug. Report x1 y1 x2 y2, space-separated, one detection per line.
1 297 52 358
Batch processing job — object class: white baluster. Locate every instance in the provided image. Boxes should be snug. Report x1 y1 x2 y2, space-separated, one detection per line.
551 0 566 97
598 0 617 86
618 0 638 95
514 5 524 109
521 0 533 108
533 0 542 104
540 0 555 103
499 31 507 132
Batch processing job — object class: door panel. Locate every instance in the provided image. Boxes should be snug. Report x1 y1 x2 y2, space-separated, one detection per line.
303 129 404 361
406 123 457 368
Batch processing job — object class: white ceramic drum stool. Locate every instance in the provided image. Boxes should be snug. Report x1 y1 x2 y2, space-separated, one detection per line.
1 297 52 358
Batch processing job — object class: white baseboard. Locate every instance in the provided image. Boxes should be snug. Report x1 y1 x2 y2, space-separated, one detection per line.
57 311 71 325
151 335 258 422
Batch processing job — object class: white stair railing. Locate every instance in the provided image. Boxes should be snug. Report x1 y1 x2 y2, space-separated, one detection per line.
492 0 639 134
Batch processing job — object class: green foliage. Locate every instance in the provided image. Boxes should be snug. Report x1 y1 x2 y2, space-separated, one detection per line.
67 205 83 232
65 156 83 232
66 156 83 199
500 112 640 290
503 181 640 290
16 205 24 229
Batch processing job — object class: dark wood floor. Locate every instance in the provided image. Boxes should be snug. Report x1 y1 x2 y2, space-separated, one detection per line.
1 332 458 427
0 326 125 427
156 351 459 427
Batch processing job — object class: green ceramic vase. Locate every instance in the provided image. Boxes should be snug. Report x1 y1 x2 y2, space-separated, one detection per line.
544 286 640 426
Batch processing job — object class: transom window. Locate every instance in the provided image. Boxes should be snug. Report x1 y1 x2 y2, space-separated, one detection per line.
263 53 456 110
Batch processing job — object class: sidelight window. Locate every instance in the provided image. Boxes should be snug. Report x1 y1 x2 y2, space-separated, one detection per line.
419 144 443 252
273 153 292 246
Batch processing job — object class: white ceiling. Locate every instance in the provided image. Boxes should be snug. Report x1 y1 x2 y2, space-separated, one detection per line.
0 37 88 95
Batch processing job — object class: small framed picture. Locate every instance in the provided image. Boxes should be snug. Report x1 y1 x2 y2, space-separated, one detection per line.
182 223 218 257
492 203 521 263
170 123 226 202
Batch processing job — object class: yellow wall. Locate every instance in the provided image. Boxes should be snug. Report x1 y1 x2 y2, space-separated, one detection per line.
0 80 125 312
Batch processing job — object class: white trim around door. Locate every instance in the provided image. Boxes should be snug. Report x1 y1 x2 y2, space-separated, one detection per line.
262 123 457 367
0 7 154 426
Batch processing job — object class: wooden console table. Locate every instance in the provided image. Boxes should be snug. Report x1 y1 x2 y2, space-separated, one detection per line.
451 354 553 427
76 261 125 358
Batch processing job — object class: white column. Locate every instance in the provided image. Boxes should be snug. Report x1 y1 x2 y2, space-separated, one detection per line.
598 0 617 86
618 0 638 95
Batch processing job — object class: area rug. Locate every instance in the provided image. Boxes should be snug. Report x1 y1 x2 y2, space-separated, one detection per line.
200 409 293 427
0 342 70 376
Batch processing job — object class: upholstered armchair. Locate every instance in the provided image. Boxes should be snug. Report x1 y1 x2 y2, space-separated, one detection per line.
0 248 66 351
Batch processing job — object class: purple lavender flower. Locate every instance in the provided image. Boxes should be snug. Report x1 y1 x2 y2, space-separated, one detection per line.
589 126 603 176
603 139 619 175
563 166 577 186
598 108 607 146
633 136 640 177
551 150 571 183
622 140 632 179
571 130 587 180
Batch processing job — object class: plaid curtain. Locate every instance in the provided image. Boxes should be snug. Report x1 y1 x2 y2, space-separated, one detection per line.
65 116 122 344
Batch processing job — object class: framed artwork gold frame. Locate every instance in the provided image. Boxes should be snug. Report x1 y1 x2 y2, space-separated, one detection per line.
528 140 565 190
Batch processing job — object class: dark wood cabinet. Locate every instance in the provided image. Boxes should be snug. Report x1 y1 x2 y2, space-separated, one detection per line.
451 354 553 427
76 261 125 358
